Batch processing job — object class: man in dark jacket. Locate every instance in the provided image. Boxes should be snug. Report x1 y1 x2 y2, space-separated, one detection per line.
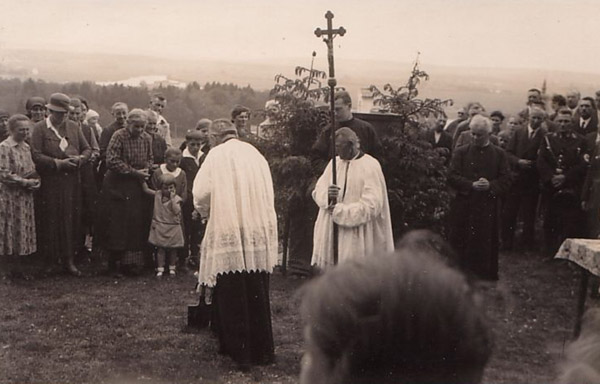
501 107 547 250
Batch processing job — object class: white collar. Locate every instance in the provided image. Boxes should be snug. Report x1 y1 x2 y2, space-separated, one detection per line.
580 117 591 124
160 163 181 177
4 136 22 147
182 147 203 166
46 117 66 141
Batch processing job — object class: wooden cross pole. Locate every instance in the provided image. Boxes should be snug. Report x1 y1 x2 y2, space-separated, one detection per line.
315 11 346 265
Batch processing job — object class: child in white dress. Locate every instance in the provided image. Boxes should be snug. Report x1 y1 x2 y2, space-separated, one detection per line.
148 173 184 277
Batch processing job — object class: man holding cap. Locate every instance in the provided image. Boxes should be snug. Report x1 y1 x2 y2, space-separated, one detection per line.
30 93 92 276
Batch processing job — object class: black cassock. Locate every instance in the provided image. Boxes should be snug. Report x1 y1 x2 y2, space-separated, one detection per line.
448 143 512 280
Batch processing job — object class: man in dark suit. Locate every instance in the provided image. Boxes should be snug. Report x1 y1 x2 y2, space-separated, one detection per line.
537 111 587 257
573 97 598 136
312 90 382 160
444 107 467 138
423 113 452 165
501 107 547 250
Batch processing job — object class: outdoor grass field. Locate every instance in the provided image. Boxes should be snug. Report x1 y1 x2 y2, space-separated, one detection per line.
0 249 596 384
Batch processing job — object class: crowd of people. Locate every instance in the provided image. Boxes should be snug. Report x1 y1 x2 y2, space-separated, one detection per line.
441 89 600 283
3 85 600 380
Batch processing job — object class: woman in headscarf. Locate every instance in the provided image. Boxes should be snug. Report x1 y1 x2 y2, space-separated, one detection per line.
95 109 153 276
30 93 91 276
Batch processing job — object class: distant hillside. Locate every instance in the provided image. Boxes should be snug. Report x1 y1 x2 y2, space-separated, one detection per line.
2 48 600 116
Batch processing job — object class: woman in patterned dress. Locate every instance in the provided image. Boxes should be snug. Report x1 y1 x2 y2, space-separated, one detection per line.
0 115 40 279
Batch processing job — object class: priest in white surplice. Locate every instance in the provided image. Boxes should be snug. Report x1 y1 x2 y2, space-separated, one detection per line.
312 127 394 269
192 118 277 367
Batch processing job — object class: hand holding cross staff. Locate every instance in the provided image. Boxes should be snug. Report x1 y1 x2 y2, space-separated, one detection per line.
315 10 345 265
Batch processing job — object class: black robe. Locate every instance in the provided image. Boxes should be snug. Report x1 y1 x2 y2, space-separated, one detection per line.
211 271 274 366
448 143 512 280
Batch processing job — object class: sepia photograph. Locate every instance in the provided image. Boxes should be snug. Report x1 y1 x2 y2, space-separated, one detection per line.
2 0 600 383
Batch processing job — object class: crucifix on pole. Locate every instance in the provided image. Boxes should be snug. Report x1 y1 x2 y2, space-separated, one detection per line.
315 11 346 265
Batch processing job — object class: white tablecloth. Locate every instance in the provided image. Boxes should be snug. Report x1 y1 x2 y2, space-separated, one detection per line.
555 238 600 277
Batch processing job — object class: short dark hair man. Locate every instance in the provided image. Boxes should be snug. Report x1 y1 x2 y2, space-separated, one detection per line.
312 90 382 160
148 93 172 147
573 97 598 136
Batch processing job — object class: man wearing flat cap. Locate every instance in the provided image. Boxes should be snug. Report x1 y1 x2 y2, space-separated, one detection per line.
30 93 92 276
193 118 277 367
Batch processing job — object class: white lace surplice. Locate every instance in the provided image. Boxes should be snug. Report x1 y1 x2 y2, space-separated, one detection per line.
192 139 278 287
311 154 394 268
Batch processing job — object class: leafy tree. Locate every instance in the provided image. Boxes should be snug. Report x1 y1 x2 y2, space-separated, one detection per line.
263 56 453 246
369 56 453 237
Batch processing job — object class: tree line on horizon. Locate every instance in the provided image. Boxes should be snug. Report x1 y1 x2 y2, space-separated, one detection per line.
0 78 271 138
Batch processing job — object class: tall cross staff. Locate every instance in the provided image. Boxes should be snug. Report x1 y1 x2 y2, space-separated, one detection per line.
315 11 346 265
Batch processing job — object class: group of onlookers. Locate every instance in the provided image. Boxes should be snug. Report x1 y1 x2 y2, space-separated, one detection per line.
422 88 600 284
0 92 223 279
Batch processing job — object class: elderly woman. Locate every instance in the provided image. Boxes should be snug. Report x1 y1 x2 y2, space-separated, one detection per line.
30 93 91 276
299 248 492 384
96 109 152 276
0 115 40 279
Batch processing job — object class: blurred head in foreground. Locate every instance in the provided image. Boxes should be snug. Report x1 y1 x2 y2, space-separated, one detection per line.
300 247 492 384
558 308 600 384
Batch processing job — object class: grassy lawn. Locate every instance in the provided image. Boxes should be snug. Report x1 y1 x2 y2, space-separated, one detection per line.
0 249 595 384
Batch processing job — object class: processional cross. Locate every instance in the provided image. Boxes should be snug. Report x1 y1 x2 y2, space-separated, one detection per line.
315 11 346 265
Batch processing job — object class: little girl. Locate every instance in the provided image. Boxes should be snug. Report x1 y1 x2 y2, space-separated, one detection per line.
147 173 184 277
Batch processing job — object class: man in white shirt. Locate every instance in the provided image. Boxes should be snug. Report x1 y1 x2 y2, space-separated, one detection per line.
148 93 172 147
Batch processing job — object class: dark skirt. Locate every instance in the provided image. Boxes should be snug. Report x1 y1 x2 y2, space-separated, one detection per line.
211 271 274 366
448 193 500 281
37 170 81 265
95 171 149 255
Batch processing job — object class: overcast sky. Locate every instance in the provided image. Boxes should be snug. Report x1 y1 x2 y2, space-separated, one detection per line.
2 0 599 74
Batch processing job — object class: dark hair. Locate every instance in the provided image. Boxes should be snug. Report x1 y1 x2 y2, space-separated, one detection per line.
581 96 597 110
152 93 166 102
552 94 567 107
490 110 505 121
231 105 250 119
334 90 352 107
301 249 493 384
556 107 573 117
71 95 89 110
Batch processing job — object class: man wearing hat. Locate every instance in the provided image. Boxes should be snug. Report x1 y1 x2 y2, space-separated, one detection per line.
25 97 46 123
30 93 92 276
